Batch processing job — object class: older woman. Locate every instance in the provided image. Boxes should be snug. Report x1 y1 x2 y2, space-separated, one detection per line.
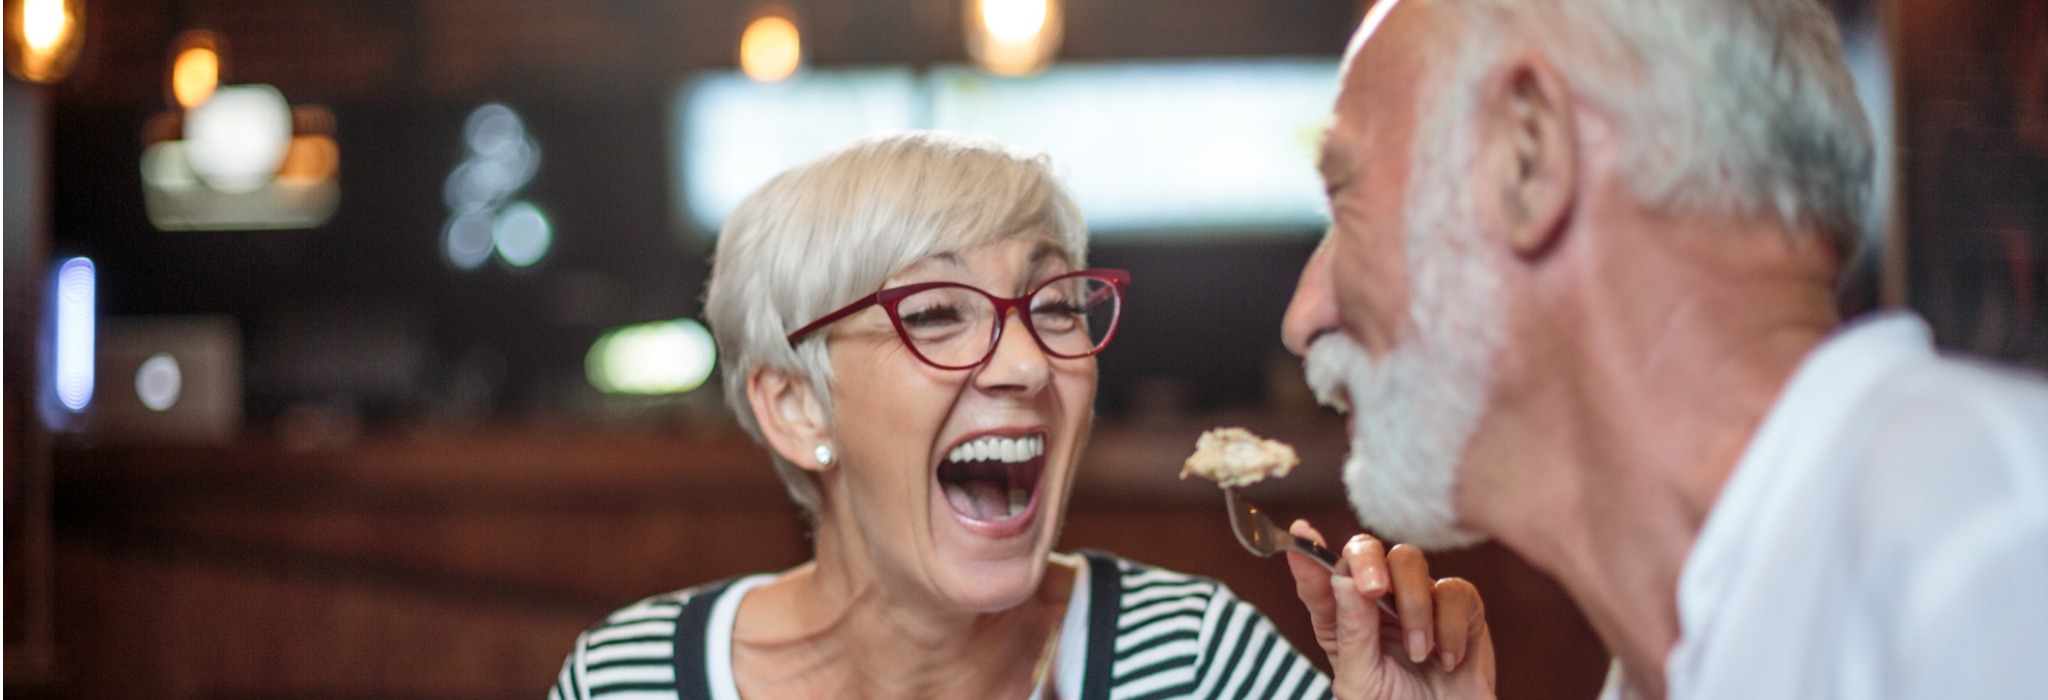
549 132 1488 700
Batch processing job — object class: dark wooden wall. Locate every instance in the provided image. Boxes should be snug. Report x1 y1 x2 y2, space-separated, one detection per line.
1895 0 2048 369
52 0 1360 107
37 417 1609 699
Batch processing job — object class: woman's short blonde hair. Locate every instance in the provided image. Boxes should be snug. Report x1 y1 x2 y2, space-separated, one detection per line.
703 131 1089 519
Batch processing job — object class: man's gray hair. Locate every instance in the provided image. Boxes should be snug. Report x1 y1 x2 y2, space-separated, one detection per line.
1440 0 1876 257
702 131 1088 519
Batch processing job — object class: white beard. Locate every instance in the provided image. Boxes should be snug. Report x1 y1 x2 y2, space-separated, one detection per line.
1302 116 1504 551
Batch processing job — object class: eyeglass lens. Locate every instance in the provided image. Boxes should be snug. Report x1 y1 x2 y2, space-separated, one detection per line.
893 276 1120 367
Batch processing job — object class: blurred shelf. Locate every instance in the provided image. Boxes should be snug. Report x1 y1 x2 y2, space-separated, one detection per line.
53 411 1353 512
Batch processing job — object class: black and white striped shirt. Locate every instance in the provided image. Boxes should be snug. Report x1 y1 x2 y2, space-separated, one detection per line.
549 551 1333 699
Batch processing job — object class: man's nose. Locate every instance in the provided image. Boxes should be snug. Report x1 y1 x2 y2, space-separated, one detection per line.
1282 239 1340 357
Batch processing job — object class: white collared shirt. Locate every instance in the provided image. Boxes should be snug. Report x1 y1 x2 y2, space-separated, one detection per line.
1604 312 2048 699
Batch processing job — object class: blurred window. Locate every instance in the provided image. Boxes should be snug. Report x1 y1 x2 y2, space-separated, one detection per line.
675 59 1338 238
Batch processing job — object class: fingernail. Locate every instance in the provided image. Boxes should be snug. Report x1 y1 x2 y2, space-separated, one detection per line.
1407 630 1427 664
1439 651 1455 672
1358 567 1385 595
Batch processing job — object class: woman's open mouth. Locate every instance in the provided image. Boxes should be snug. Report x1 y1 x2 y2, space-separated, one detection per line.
936 433 1046 525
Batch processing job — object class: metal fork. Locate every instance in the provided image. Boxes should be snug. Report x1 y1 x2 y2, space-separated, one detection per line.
1224 486 1401 620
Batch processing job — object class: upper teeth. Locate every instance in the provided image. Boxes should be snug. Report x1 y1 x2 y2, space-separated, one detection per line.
947 435 1044 464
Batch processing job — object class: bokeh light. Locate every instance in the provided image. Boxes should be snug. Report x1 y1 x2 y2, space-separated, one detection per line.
274 135 340 185
135 353 183 412
443 104 549 272
739 14 802 82
140 141 199 191
981 0 1046 42
968 0 1060 76
442 211 495 270
22 0 69 52
53 257 95 413
183 84 294 194
586 319 718 395
444 104 539 214
465 103 524 156
492 200 551 267
9 0 84 83
171 33 221 109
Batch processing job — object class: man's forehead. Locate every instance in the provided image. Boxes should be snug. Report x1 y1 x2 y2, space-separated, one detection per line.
1343 0 1407 68
1329 0 1432 149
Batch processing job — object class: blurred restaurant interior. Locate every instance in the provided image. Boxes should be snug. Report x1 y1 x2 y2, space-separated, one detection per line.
3 0 2044 697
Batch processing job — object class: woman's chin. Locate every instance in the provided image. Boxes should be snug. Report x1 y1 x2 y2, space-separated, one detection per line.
934 555 1048 613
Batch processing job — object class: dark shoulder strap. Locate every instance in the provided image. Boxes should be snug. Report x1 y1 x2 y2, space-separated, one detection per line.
671 577 740 700
1079 551 1123 700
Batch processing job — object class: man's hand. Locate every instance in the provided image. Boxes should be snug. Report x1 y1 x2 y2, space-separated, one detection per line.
1287 520 1497 700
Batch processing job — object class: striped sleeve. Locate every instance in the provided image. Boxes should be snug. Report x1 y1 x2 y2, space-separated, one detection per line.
550 595 688 700
1105 558 1332 700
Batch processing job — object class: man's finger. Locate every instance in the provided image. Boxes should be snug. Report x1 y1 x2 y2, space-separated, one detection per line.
1329 571 1387 698
1431 577 1482 672
1285 520 1340 656
1341 534 1389 596
1387 543 1435 665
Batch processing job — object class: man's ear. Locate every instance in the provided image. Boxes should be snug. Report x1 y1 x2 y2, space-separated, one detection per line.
1482 55 1577 258
748 365 834 472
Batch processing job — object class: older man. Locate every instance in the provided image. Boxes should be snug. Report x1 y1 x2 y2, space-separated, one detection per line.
1279 0 2048 699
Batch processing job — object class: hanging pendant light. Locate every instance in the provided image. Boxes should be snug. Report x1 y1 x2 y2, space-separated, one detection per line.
5 0 86 83
739 7 803 83
965 0 1061 76
167 30 221 109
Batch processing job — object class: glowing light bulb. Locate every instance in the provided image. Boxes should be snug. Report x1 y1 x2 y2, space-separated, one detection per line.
172 45 220 109
11 0 82 82
22 0 70 53
967 0 1061 76
739 14 802 82
980 0 1046 43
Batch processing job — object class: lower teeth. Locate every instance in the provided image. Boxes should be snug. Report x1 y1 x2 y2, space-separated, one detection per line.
1008 485 1027 517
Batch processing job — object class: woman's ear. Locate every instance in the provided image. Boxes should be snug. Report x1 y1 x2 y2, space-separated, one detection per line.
748 365 834 472
1481 54 1578 259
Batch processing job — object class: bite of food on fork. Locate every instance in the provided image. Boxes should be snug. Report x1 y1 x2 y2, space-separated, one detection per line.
1184 427 1498 699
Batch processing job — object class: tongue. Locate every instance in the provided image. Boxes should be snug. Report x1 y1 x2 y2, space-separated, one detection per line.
945 478 1011 520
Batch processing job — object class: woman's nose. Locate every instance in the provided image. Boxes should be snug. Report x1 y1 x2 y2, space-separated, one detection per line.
973 311 1052 396
1282 239 1340 357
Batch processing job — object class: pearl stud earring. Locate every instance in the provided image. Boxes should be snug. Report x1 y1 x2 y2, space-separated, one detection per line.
814 444 833 466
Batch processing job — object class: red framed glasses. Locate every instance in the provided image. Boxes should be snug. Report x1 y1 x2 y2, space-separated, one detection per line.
786 269 1130 370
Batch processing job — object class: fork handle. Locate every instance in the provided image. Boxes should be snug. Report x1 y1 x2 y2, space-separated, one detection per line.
1296 534 1340 568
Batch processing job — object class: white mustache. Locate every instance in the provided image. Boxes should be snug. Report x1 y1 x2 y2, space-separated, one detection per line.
1304 333 1372 415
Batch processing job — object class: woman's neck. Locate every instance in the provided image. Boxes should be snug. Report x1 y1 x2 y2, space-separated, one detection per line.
729 511 1074 699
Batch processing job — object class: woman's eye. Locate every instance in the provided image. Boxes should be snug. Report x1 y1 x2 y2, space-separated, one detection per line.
1032 300 1084 316
1031 300 1084 330
901 305 966 328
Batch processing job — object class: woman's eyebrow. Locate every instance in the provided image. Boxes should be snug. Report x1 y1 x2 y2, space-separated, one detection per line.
1027 241 1067 267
